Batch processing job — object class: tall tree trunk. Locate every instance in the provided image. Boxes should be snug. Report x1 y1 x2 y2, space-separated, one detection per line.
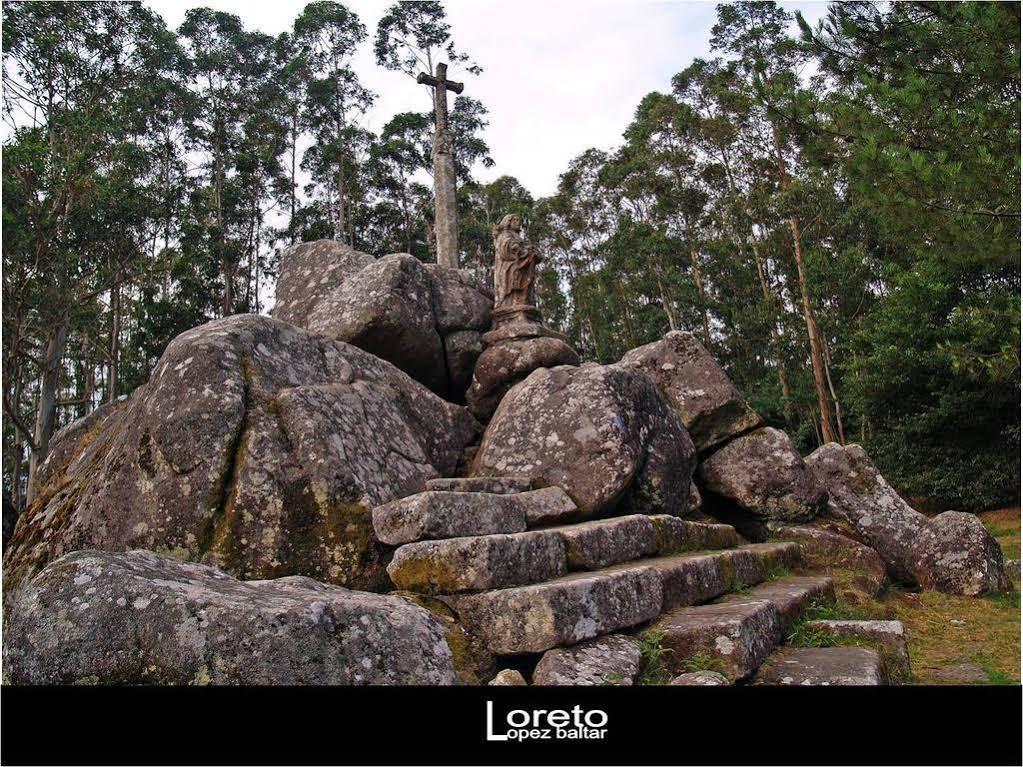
687 243 710 344
27 320 69 504
713 150 794 423
822 336 845 445
337 161 346 244
655 269 678 332
290 113 298 244
748 233 795 426
215 120 232 317
107 279 120 404
771 124 836 443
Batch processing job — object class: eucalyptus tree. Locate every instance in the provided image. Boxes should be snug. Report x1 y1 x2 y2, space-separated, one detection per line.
2 0 178 502
294 1 374 244
710 0 837 442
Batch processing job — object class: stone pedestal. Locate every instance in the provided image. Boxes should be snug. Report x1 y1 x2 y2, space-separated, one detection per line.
466 304 579 422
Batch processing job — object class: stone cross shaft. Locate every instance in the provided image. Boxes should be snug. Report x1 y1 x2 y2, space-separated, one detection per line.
417 62 464 269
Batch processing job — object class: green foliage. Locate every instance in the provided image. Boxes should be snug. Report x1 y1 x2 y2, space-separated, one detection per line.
530 0 1019 511
634 629 674 686
680 652 725 675
1 0 494 508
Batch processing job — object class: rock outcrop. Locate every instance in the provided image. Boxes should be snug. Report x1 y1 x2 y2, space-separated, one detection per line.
699 427 827 531
471 363 696 518
3 549 459 685
3 314 475 593
807 443 1009 595
273 243 492 399
619 331 762 452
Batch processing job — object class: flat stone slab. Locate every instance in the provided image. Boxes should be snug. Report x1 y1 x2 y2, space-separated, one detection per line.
387 530 566 594
721 575 834 630
803 619 911 682
372 487 575 545
424 476 533 494
453 567 663 655
522 486 581 527
752 647 884 686
725 542 801 587
670 671 730 686
3 550 459 685
532 634 642 686
547 515 655 570
651 599 782 681
603 543 801 613
612 552 729 612
650 516 739 555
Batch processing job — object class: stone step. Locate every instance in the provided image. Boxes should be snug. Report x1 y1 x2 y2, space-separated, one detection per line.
546 515 656 570
801 620 911 682
719 575 835 631
387 530 567 594
650 515 739 554
451 566 663 655
751 646 885 685
449 542 799 656
532 634 642 686
607 541 800 611
424 476 533 494
648 599 782 681
372 486 576 545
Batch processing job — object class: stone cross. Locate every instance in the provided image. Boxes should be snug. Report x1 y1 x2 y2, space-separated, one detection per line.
417 62 463 269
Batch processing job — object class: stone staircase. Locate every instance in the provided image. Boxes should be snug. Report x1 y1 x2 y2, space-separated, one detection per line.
372 478 901 686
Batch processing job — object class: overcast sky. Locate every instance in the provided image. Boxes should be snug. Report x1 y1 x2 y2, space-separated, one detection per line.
147 0 828 199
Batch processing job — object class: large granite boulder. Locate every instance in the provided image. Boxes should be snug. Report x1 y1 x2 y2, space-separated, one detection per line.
308 253 447 392
271 240 376 328
619 331 762 452
273 244 492 399
805 443 926 583
908 511 1011 596
806 443 1009 595
471 363 696 518
2 549 458 685
699 427 826 533
3 315 475 593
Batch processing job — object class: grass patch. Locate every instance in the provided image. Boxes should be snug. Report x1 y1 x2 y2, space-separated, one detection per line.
784 508 1020 685
764 563 791 581
634 629 674 686
980 507 1021 561
879 587 1020 684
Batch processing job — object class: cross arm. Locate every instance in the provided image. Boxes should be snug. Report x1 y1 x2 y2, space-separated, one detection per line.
417 71 465 94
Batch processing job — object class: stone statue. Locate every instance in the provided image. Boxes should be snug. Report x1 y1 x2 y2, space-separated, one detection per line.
492 213 538 311
466 212 580 421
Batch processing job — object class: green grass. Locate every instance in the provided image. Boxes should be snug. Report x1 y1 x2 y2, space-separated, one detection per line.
764 563 791 581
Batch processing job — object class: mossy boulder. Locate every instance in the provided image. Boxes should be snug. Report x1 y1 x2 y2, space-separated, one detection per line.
3 315 475 593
